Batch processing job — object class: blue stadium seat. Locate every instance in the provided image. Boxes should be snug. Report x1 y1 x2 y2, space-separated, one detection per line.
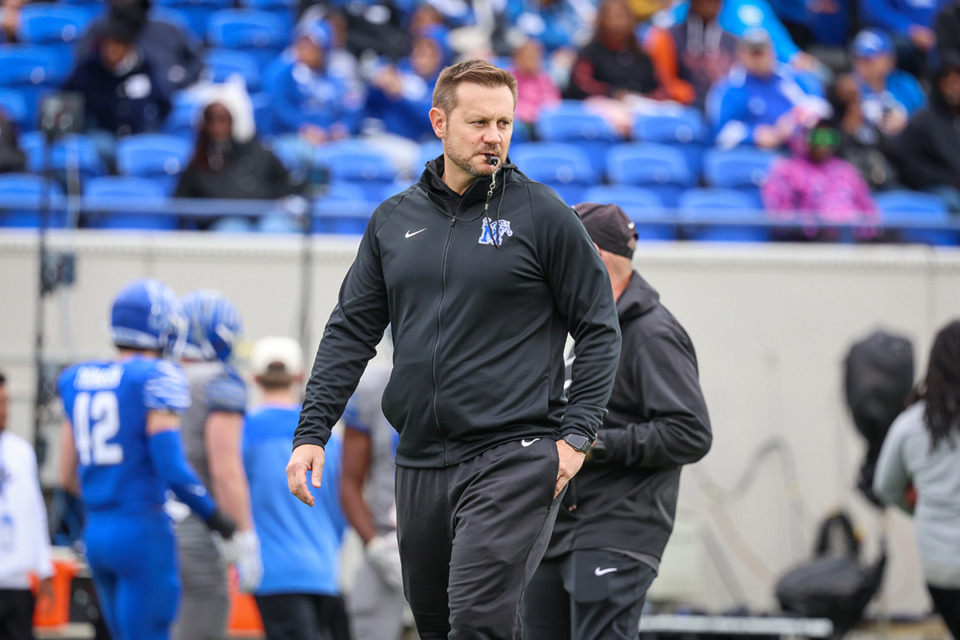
606 143 693 208
238 0 295 30
703 147 777 208
875 190 957 246
204 49 262 93
582 185 676 241
0 173 67 228
0 45 69 130
163 94 202 140
511 142 597 205
634 108 708 177
154 0 232 40
116 134 193 195
208 10 288 67
0 89 29 130
314 140 400 195
20 132 106 182
679 188 770 242
418 140 444 171
256 212 301 233
311 195 375 234
537 105 621 176
83 176 175 230
17 4 92 71
210 216 255 232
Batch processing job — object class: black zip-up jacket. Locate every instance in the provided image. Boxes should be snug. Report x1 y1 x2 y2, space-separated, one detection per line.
899 82 960 191
547 272 711 562
294 157 621 468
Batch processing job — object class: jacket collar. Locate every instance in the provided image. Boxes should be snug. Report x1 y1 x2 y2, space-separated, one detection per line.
616 272 660 323
419 155 514 208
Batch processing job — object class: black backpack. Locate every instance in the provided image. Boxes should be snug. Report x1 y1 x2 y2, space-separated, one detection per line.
775 512 886 638
843 330 914 507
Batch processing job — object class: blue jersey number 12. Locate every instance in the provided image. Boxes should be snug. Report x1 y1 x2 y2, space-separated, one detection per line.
73 391 124 466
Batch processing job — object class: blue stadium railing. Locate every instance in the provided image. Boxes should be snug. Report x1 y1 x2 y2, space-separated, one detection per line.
1 196 958 246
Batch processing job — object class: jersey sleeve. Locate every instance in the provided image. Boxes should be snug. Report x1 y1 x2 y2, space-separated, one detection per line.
56 365 79 418
144 360 191 413
342 392 371 434
205 368 247 414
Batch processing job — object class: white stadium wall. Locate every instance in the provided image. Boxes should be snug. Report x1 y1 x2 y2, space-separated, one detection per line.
3 231 959 615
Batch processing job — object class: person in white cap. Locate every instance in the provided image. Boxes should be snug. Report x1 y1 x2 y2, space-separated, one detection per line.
243 337 350 640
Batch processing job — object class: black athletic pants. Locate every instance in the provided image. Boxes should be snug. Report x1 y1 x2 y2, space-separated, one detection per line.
395 437 564 640
0 589 35 640
522 550 656 640
254 593 351 640
928 584 960 639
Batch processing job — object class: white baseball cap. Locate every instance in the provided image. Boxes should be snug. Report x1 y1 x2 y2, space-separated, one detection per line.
250 336 304 378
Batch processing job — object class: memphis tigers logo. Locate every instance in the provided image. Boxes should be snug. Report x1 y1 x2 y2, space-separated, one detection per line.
478 218 513 246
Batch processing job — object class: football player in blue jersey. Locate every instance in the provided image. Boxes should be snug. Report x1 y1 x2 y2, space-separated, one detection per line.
58 279 236 640
172 290 261 640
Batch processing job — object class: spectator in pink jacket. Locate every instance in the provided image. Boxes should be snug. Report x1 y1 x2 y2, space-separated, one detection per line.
762 119 879 239
511 38 561 135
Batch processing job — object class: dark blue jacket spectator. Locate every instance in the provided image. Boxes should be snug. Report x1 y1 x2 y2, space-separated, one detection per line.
860 0 950 39
363 28 447 141
851 29 925 137
265 21 362 138
63 15 171 136
506 0 591 51
76 0 204 93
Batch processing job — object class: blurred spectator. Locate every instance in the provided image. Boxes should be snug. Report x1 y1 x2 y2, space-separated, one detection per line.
362 27 448 177
936 0 960 68
293 10 361 92
265 20 362 162
511 37 561 132
899 54 960 212
707 28 829 150
627 0 673 21
76 0 204 93
0 0 22 43
0 370 54 640
645 0 739 109
657 0 821 70
0 111 25 174
859 0 948 77
339 0 410 60
63 13 172 139
364 27 447 142
563 0 662 100
506 0 594 53
827 74 901 191
851 29 925 138
762 119 879 237
176 99 300 200
243 337 350 640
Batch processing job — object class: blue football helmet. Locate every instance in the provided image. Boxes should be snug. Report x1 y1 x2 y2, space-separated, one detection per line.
180 290 243 362
110 279 187 358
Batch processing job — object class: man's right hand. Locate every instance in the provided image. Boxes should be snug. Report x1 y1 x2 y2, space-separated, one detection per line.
286 444 325 506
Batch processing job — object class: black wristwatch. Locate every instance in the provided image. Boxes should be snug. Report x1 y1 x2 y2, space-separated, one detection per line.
562 434 593 454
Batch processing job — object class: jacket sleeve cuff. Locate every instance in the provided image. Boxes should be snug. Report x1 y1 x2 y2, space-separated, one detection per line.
292 435 329 450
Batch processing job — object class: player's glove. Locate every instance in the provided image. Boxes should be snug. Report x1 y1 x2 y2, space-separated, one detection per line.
205 509 237 540
232 530 264 593
365 531 403 590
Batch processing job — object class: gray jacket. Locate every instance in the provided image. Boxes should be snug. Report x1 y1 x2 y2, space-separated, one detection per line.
874 401 960 588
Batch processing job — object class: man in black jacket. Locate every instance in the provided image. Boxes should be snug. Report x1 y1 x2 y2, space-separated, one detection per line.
522 202 712 640
899 53 960 212
286 60 621 640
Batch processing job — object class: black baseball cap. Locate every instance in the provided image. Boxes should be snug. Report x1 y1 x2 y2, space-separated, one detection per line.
574 202 638 259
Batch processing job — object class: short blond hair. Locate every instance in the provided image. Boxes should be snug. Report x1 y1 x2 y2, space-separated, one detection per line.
432 59 518 115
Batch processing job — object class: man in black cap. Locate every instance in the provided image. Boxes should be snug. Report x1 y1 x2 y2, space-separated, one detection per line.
63 11 172 138
522 202 713 640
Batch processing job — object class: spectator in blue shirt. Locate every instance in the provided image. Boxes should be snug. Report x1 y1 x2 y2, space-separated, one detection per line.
659 0 822 71
851 29 925 139
706 28 829 150
859 0 950 76
265 19 363 162
243 336 350 640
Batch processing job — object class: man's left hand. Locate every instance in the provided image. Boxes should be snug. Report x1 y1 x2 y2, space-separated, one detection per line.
555 440 586 497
